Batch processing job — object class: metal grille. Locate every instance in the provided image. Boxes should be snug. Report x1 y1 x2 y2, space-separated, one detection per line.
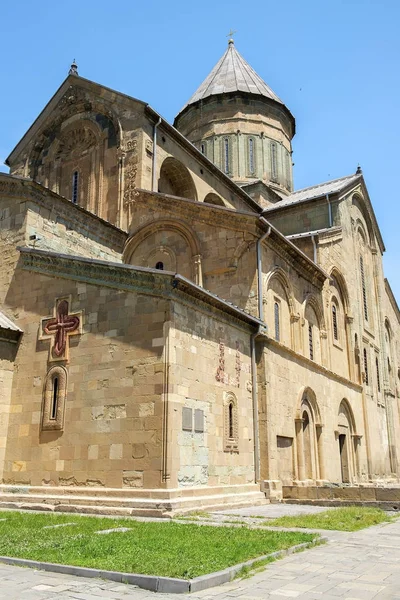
308 324 314 360
271 142 277 181
224 138 229 174
274 302 280 341
332 304 338 340
376 357 381 392
249 138 254 173
364 348 369 385
72 171 79 204
360 256 368 321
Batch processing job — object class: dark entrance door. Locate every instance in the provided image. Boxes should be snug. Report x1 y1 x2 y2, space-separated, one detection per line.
339 434 350 483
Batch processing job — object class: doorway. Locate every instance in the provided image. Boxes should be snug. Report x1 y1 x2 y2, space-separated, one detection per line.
339 433 350 483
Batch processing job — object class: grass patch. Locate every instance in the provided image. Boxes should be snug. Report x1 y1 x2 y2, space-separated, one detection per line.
265 507 392 532
0 511 316 579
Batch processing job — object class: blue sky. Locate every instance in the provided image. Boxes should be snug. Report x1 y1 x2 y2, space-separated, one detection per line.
1 0 399 299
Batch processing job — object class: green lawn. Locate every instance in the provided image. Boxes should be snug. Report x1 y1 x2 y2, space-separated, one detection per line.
265 507 392 532
0 511 317 579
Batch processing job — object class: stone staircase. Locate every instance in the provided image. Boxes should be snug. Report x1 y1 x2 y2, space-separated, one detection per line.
0 483 268 517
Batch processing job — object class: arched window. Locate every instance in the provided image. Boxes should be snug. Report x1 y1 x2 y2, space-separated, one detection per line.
360 256 368 321
376 356 381 392
224 393 238 452
72 170 79 204
51 377 59 420
248 138 255 174
271 142 278 181
155 261 164 270
228 402 234 438
332 304 338 341
42 365 68 431
274 302 280 341
363 348 369 385
308 324 314 360
224 138 230 174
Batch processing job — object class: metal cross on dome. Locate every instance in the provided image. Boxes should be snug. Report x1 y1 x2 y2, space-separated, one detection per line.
40 297 82 361
226 29 237 43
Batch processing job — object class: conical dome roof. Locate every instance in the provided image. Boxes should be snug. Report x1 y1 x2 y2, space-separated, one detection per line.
178 40 284 113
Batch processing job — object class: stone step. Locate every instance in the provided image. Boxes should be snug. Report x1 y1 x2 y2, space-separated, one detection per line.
0 489 268 517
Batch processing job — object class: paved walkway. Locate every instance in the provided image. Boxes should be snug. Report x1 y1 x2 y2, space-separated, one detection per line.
0 508 399 600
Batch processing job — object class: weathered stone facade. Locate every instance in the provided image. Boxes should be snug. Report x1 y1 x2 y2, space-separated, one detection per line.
0 45 398 513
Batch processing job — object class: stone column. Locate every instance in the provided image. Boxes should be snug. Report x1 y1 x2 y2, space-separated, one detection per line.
192 255 203 287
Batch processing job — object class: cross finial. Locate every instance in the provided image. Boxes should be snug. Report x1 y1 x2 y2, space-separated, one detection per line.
226 29 237 45
68 59 79 76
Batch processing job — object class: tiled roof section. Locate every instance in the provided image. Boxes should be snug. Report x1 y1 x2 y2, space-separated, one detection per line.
0 311 21 332
263 173 361 211
179 41 283 112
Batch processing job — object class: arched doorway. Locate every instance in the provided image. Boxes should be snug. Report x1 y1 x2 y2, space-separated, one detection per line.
337 400 357 483
158 157 197 200
295 389 323 482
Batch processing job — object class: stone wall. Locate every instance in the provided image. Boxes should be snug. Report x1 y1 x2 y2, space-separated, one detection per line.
2 267 167 489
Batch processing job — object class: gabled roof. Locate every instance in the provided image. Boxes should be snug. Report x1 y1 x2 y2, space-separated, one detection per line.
263 171 385 253
264 173 361 210
178 41 285 113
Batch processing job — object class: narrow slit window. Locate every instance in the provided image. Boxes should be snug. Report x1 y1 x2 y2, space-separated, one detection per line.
201 143 206 155
72 171 79 204
308 324 314 361
360 256 368 321
376 357 381 392
274 302 280 341
224 138 229 174
332 304 338 340
249 138 254 173
271 142 277 181
228 402 234 438
51 377 58 419
364 348 369 385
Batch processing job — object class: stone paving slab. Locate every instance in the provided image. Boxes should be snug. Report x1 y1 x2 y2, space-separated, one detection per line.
216 504 336 519
0 510 399 599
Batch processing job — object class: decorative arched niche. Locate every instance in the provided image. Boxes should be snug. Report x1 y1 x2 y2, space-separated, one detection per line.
42 365 68 431
303 295 325 364
28 107 121 220
328 267 352 379
337 399 359 483
295 387 323 482
223 392 239 453
158 157 197 200
265 268 295 348
204 192 225 207
124 220 203 285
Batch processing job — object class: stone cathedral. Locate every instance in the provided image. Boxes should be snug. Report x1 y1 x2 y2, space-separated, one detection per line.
0 40 399 514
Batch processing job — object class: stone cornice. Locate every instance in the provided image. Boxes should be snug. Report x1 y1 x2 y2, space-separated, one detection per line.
129 191 327 287
130 189 260 235
0 173 127 253
18 248 262 333
264 336 362 392
266 233 327 288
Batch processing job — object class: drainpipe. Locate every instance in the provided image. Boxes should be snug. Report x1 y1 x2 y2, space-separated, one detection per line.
311 234 318 264
251 329 260 482
257 219 272 321
252 219 271 483
326 194 333 227
152 117 162 192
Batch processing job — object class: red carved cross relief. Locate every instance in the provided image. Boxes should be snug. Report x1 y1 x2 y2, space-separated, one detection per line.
40 297 82 361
